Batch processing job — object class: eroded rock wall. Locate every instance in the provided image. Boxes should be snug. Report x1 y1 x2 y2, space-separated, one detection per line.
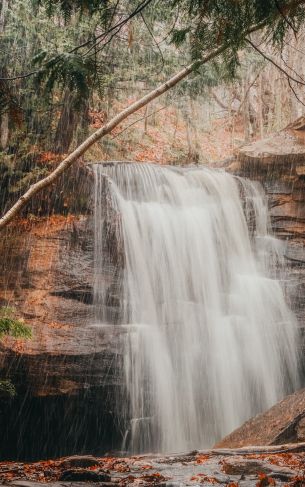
230 126 305 351
2 147 305 458
216 125 305 449
0 170 126 459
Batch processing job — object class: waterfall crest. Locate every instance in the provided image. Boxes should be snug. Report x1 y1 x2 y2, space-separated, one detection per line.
94 162 299 454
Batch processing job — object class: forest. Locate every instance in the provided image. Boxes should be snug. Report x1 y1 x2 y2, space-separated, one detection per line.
2 1 305 486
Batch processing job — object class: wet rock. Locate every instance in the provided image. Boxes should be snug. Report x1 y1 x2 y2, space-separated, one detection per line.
1 146 305 463
221 456 295 480
0 214 126 460
8 483 116 487
297 415 305 442
2 447 305 486
234 122 305 348
58 468 111 481
59 455 101 469
215 388 305 448
237 128 305 177
0 215 126 397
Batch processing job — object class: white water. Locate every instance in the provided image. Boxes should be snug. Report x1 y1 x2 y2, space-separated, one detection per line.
94 162 299 454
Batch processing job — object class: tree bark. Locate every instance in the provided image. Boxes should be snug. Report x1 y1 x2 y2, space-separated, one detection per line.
0 1 9 149
0 111 9 150
53 90 79 154
0 0 8 33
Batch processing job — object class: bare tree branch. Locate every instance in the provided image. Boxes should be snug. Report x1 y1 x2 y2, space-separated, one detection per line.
210 90 229 111
112 105 168 139
140 12 165 75
246 36 305 108
287 77 305 107
246 38 305 85
236 69 264 115
78 0 154 57
275 0 298 35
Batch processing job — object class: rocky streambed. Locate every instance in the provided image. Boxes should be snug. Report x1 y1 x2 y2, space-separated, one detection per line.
1 445 305 486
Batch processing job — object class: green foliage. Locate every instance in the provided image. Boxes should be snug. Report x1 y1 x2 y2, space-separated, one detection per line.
0 379 16 398
171 0 305 78
0 308 31 398
33 0 109 21
0 307 32 340
34 53 94 104
171 27 190 47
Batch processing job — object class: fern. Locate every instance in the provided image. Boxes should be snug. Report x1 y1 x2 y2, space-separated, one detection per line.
0 380 16 397
0 308 31 397
0 307 32 340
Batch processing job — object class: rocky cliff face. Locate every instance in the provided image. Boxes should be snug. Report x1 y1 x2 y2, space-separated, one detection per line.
2 132 305 459
216 123 305 449
0 215 125 394
216 387 305 448
230 123 305 349
0 192 126 459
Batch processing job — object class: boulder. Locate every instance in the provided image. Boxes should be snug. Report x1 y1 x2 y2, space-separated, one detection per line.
215 387 305 448
59 455 100 469
235 117 305 177
221 456 295 481
58 469 111 482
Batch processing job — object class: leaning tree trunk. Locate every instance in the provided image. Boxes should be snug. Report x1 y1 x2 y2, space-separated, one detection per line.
0 50 220 230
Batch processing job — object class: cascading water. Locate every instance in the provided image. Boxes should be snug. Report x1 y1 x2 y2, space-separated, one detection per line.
94 162 299 454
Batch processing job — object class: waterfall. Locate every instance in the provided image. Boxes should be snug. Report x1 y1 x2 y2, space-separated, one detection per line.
94 162 299 454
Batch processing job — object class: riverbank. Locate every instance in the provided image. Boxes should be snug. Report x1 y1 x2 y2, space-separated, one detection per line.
1 445 305 486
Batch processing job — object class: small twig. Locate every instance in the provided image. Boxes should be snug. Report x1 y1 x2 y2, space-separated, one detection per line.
81 0 153 57
0 69 40 81
140 12 165 75
156 6 180 46
236 69 264 115
246 38 305 86
112 105 168 138
275 0 298 36
279 49 305 84
287 77 305 107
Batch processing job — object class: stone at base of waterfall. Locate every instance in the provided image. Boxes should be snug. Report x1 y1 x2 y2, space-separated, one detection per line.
215 387 305 448
221 457 295 482
2 448 305 486
59 469 111 482
8 483 116 487
59 455 100 469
